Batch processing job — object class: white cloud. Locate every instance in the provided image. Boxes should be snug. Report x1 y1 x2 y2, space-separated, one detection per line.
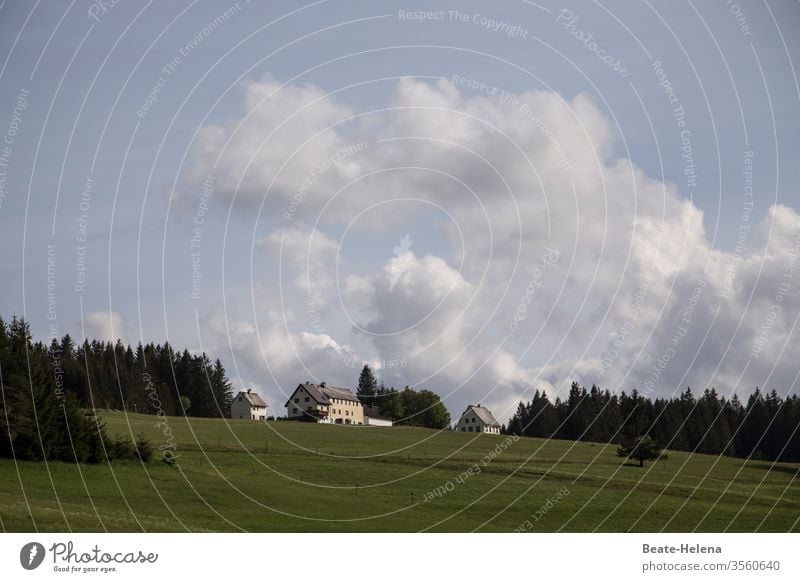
187 75 800 424
188 75 356 215
83 310 126 342
258 225 340 309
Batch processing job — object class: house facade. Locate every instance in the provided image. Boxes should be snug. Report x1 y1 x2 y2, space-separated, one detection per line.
456 404 501 434
285 382 365 424
231 389 268 420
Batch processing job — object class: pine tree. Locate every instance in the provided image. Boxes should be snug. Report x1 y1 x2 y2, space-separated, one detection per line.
357 364 378 407
528 390 558 438
562 382 588 441
210 359 233 417
0 316 22 457
739 388 769 458
507 402 526 436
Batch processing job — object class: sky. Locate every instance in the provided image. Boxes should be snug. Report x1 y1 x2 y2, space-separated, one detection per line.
1 0 799 425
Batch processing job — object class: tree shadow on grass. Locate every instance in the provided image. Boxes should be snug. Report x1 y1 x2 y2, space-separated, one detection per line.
749 463 800 476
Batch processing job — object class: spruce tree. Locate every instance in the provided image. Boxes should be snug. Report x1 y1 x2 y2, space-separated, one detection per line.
211 359 233 417
357 364 378 407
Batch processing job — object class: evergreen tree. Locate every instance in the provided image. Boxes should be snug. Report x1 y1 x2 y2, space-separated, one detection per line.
0 314 236 463
617 434 665 468
506 402 526 436
502 380 800 463
528 390 558 438
561 382 589 441
357 364 378 407
739 389 769 458
210 359 233 417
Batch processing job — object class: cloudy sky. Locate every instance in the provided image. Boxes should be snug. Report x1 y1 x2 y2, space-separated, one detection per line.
1 0 799 424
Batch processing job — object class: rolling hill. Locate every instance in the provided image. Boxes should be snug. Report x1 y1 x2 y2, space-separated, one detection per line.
0 412 797 532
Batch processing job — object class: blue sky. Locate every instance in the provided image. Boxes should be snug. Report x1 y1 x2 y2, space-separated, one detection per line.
1 0 799 420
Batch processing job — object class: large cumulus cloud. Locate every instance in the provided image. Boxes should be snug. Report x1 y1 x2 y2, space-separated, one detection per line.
186 75 800 423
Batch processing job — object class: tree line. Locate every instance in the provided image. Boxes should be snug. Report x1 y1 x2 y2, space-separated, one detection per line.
0 315 233 463
356 365 451 429
505 382 800 462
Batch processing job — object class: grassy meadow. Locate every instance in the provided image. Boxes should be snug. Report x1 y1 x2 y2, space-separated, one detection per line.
0 412 798 532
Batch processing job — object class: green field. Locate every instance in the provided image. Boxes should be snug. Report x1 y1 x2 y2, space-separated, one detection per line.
1 412 798 532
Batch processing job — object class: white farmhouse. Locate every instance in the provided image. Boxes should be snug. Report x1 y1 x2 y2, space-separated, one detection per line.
456 404 501 434
230 389 268 420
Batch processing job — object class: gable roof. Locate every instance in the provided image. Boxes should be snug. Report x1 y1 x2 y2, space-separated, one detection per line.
237 390 267 407
285 383 360 407
461 404 500 427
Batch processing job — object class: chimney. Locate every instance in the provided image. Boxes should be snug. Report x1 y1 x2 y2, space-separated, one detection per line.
320 381 326 388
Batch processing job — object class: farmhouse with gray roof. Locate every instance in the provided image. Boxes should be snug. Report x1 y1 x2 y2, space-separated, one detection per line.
285 382 365 424
230 389 268 420
455 404 501 434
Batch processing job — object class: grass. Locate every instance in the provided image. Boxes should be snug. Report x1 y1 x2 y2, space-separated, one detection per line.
0 411 798 532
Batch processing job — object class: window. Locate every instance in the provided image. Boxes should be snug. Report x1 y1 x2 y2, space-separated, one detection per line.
468 427 473 432
461 428 466 432
292 407 298 413
307 406 312 412
294 398 299 403
304 397 310 402
476 426 481 432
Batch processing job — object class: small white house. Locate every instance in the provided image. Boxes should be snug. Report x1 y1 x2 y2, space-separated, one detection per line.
363 405 393 427
231 389 268 420
456 404 501 434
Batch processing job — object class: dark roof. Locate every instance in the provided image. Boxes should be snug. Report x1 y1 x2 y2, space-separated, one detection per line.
238 390 267 407
320 385 360 403
285 383 360 407
462 404 500 427
363 405 391 421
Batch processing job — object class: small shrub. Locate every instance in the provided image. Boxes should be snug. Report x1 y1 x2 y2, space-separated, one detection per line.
135 432 153 463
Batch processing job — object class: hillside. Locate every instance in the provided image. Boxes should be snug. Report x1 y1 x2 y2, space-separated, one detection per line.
0 412 797 532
